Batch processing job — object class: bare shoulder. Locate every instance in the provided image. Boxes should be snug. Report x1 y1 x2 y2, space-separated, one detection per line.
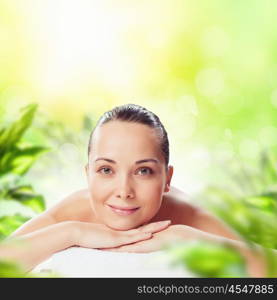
11 189 93 237
162 186 240 240
154 186 198 225
47 188 94 223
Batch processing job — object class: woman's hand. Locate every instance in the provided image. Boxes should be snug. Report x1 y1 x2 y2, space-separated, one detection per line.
72 220 172 249
101 224 204 253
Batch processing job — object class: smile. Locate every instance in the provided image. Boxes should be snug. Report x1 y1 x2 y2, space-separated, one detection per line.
107 204 140 216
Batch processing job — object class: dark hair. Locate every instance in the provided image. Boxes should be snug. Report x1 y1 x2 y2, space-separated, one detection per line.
88 104 169 166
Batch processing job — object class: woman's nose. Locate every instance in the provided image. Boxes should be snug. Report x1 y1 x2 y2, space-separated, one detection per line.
116 176 135 200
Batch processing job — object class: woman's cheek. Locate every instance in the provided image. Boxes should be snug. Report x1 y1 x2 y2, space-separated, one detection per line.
145 179 165 198
90 175 110 192
140 183 164 210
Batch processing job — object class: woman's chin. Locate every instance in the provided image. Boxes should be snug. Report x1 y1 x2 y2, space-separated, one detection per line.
106 222 141 231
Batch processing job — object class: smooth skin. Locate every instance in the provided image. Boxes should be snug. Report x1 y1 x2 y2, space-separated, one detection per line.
0 121 269 276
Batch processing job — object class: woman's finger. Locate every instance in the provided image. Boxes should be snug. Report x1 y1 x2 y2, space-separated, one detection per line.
127 220 171 235
103 231 152 249
103 238 155 253
136 220 171 233
120 232 153 245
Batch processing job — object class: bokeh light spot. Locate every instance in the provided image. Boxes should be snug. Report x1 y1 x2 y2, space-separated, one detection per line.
195 68 224 97
201 26 230 58
239 139 260 159
258 126 277 147
270 89 277 108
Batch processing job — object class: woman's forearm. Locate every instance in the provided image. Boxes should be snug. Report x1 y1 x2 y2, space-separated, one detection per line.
0 221 76 273
0 220 170 274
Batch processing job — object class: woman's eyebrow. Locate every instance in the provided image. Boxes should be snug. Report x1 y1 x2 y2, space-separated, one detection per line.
94 158 159 164
135 158 159 164
94 158 116 163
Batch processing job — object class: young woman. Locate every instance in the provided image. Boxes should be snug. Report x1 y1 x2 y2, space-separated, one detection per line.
0 104 267 276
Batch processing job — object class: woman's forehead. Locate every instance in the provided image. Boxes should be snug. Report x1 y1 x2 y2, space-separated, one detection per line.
91 121 163 158
93 121 159 142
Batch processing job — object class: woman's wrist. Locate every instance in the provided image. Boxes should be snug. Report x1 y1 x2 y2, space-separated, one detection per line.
61 221 83 247
0 221 82 272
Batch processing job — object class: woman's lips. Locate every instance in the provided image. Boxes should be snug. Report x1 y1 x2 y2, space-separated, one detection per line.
107 204 140 216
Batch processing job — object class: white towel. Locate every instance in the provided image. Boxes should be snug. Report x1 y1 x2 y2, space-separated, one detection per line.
33 247 194 278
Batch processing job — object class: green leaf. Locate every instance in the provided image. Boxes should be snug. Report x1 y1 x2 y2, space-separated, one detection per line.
0 214 30 239
20 195 45 213
244 195 277 212
83 114 94 131
0 260 26 278
0 258 59 277
5 185 46 213
0 104 38 156
0 146 49 176
205 189 277 248
167 241 247 277
260 151 277 185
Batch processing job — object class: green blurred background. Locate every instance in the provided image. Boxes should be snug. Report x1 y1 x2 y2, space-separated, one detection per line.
1 0 277 206
1 0 277 277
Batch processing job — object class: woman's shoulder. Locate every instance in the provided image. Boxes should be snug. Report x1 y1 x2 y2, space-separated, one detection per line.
153 186 198 225
158 186 240 239
48 188 95 223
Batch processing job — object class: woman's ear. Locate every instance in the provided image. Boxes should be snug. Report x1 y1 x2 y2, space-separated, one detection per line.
164 165 174 192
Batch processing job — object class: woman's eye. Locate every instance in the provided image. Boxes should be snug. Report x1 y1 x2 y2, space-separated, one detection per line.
137 167 153 175
99 167 112 175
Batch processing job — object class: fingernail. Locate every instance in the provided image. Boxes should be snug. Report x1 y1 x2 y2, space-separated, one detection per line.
157 220 171 225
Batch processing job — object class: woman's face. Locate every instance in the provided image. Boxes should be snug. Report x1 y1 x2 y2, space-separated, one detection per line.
86 120 173 230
